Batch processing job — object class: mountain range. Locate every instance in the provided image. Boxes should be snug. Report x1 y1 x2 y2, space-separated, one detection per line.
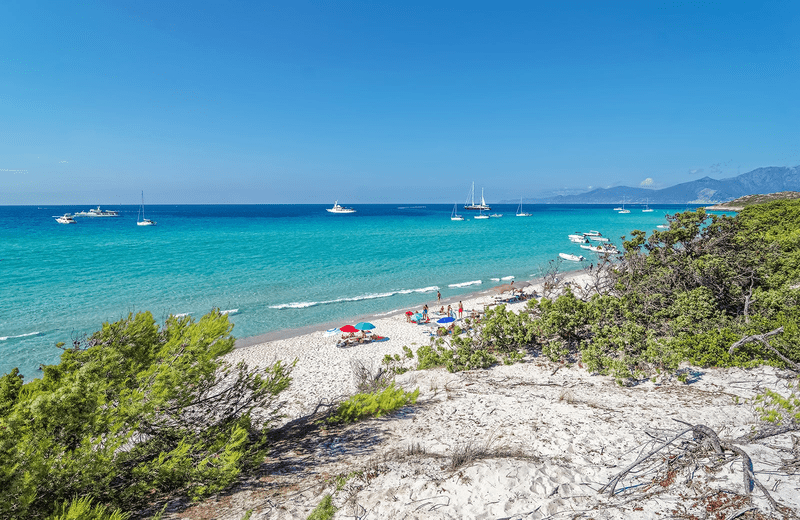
513 165 800 204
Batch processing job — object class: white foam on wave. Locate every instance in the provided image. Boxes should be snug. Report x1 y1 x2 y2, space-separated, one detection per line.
449 280 482 288
501 275 515 280
270 286 440 310
490 278 500 282
221 309 239 315
173 313 190 318
0 331 42 341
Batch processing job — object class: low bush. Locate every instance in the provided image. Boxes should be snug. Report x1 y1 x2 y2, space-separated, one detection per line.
327 384 419 424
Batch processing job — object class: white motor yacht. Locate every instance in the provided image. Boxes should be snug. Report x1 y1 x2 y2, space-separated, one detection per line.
74 206 119 217
55 214 77 224
326 201 356 214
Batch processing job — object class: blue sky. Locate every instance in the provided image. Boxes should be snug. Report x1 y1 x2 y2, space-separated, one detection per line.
1 1 798 204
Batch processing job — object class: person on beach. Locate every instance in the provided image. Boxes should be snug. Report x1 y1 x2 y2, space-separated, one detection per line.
437 290 441 303
422 304 428 321
458 301 463 319
447 304 453 318
439 306 445 315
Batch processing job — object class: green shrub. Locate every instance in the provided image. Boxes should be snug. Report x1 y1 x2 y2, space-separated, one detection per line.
0 311 293 519
45 496 130 520
327 384 419 424
307 494 336 520
753 383 800 424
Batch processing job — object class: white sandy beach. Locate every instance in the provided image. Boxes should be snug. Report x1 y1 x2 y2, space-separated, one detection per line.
167 271 800 519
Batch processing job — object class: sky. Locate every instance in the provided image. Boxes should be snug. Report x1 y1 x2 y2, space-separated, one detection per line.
1 1 799 204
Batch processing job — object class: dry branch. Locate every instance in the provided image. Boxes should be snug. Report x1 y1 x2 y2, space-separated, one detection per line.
729 327 800 372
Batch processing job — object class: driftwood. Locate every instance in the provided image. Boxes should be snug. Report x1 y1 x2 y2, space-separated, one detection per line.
600 420 795 515
729 326 800 372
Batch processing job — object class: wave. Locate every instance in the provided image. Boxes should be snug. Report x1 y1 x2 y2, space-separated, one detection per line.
448 280 482 288
173 313 191 318
501 275 515 280
0 331 42 341
270 286 440 310
490 277 500 282
220 309 239 315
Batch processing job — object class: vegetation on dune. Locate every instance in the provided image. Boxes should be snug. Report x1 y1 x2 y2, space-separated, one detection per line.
326 384 419 425
392 201 800 387
0 310 293 520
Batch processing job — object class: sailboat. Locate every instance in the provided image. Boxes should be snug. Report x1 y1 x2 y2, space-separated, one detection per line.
516 197 532 217
137 191 156 226
464 182 491 210
618 197 630 214
450 203 464 221
642 198 654 212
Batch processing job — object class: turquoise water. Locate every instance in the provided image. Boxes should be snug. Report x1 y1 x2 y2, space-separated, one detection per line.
1 204 693 379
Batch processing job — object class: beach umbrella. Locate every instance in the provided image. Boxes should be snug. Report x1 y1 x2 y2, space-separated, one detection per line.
322 328 340 337
437 316 455 324
354 322 375 330
405 311 413 315
340 325 358 333
412 313 424 322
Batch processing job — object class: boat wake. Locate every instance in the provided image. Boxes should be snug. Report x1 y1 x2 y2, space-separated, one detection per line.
0 331 42 341
448 280 482 288
270 286 440 310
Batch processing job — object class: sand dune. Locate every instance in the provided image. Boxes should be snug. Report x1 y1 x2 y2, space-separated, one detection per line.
168 273 799 519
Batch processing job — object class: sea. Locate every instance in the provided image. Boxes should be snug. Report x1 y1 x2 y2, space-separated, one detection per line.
0 203 702 379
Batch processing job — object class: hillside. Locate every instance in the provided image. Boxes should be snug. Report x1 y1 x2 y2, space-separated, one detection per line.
706 191 800 211
514 165 800 204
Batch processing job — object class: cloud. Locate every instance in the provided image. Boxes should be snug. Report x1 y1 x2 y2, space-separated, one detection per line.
640 178 654 187
689 168 703 175
59 160 68 164
1 169 28 174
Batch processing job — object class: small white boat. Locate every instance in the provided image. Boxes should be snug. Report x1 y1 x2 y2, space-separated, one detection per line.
642 198 654 212
74 206 119 217
657 224 669 229
579 244 593 250
450 203 464 221
618 197 630 214
559 253 584 262
137 191 156 226
583 230 602 236
489 213 503 218
326 200 356 214
474 208 489 219
516 197 532 217
55 213 77 224
568 234 588 243
588 244 620 254
589 236 610 242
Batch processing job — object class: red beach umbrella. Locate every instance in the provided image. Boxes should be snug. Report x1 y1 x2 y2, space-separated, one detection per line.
405 311 413 315
340 325 358 333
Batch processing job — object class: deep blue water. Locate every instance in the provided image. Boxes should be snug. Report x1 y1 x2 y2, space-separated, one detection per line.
1 203 702 379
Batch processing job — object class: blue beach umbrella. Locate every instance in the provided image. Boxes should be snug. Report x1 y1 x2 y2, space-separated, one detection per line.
354 322 375 330
437 316 455 324
412 313 424 322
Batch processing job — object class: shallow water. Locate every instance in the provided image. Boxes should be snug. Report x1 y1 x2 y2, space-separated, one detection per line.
1 203 695 378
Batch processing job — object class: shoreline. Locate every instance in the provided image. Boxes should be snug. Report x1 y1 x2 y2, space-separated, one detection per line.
233 268 591 350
